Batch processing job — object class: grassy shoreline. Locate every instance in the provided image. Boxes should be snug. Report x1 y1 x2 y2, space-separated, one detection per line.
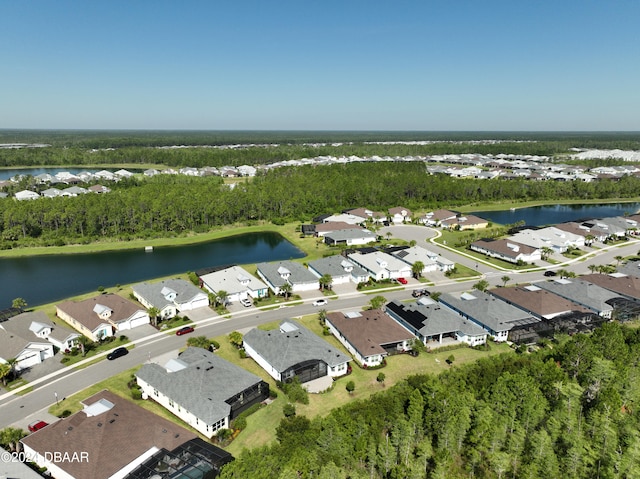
4 197 640 259
457 196 640 213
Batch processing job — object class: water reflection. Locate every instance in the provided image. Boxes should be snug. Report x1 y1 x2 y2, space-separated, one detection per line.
0 232 304 308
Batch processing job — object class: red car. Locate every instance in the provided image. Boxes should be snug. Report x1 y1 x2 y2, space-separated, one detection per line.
176 326 195 336
28 420 48 432
397 277 408 285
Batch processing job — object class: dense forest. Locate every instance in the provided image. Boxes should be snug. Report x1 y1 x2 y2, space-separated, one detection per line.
221 323 640 479
2 162 640 248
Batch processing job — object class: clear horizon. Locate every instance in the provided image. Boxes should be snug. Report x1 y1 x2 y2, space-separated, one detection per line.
2 1 639 131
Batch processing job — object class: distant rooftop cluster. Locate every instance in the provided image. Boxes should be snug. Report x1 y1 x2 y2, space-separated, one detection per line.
0 143 51 149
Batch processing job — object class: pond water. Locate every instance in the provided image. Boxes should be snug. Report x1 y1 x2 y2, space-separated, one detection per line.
0 232 304 308
473 203 640 227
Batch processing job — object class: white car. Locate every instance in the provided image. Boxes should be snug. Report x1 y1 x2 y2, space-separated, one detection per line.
240 298 253 307
312 299 328 307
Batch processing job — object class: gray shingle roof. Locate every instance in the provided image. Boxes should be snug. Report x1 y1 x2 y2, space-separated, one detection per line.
308 255 368 279
324 228 376 242
440 289 537 333
256 261 318 287
244 320 350 373
132 278 205 309
136 348 263 425
535 279 618 314
386 300 486 338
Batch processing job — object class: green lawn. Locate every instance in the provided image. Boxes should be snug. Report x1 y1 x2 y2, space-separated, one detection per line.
45 312 513 456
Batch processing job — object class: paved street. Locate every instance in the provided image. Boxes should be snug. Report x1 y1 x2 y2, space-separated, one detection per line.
1 226 639 431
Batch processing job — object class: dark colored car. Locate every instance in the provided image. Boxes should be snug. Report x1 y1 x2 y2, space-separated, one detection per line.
412 289 429 298
107 347 129 360
28 420 49 432
176 326 195 336
544 270 557 277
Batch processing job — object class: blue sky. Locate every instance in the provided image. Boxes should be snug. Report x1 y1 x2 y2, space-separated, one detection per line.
1 1 638 131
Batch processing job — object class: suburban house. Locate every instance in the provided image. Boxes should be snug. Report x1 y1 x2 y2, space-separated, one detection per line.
488 285 590 320
315 221 364 237
578 273 640 302
307 255 370 285
439 290 539 342
10 310 80 351
347 251 412 281
56 294 150 341
323 228 377 246
596 216 637 236
322 213 366 225
256 260 320 294
581 219 626 239
243 320 350 384
419 209 458 226
555 222 605 244
441 214 489 230
345 207 386 223
15 189 40 200
389 246 440 274
132 278 209 320
199 265 269 303
470 238 541 264
325 309 414 367
535 279 618 318
385 299 488 347
41 187 62 198
510 227 585 253
0 314 55 372
136 347 269 438
20 390 232 479
388 206 413 224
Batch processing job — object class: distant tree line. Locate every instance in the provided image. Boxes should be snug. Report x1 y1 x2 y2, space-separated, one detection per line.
3 136 640 169
221 322 640 479
2 162 640 248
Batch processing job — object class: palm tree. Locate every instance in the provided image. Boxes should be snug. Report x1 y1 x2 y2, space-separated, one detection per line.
369 295 386 310
501 275 511 287
0 363 12 387
11 297 27 311
318 309 327 325
557 269 569 279
148 307 160 328
319 274 333 291
280 283 292 300
76 336 93 357
614 255 623 266
588 264 597 274
412 261 425 279
216 290 228 307
473 280 490 292
0 427 27 453
541 247 554 261
186 335 211 349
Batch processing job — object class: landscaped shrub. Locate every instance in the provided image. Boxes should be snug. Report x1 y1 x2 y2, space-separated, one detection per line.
131 388 143 400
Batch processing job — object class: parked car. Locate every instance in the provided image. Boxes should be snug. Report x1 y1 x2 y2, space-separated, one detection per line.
397 277 408 285
240 298 253 307
28 420 48 432
412 289 429 298
544 270 557 277
107 347 129 360
312 298 328 307
176 326 195 336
